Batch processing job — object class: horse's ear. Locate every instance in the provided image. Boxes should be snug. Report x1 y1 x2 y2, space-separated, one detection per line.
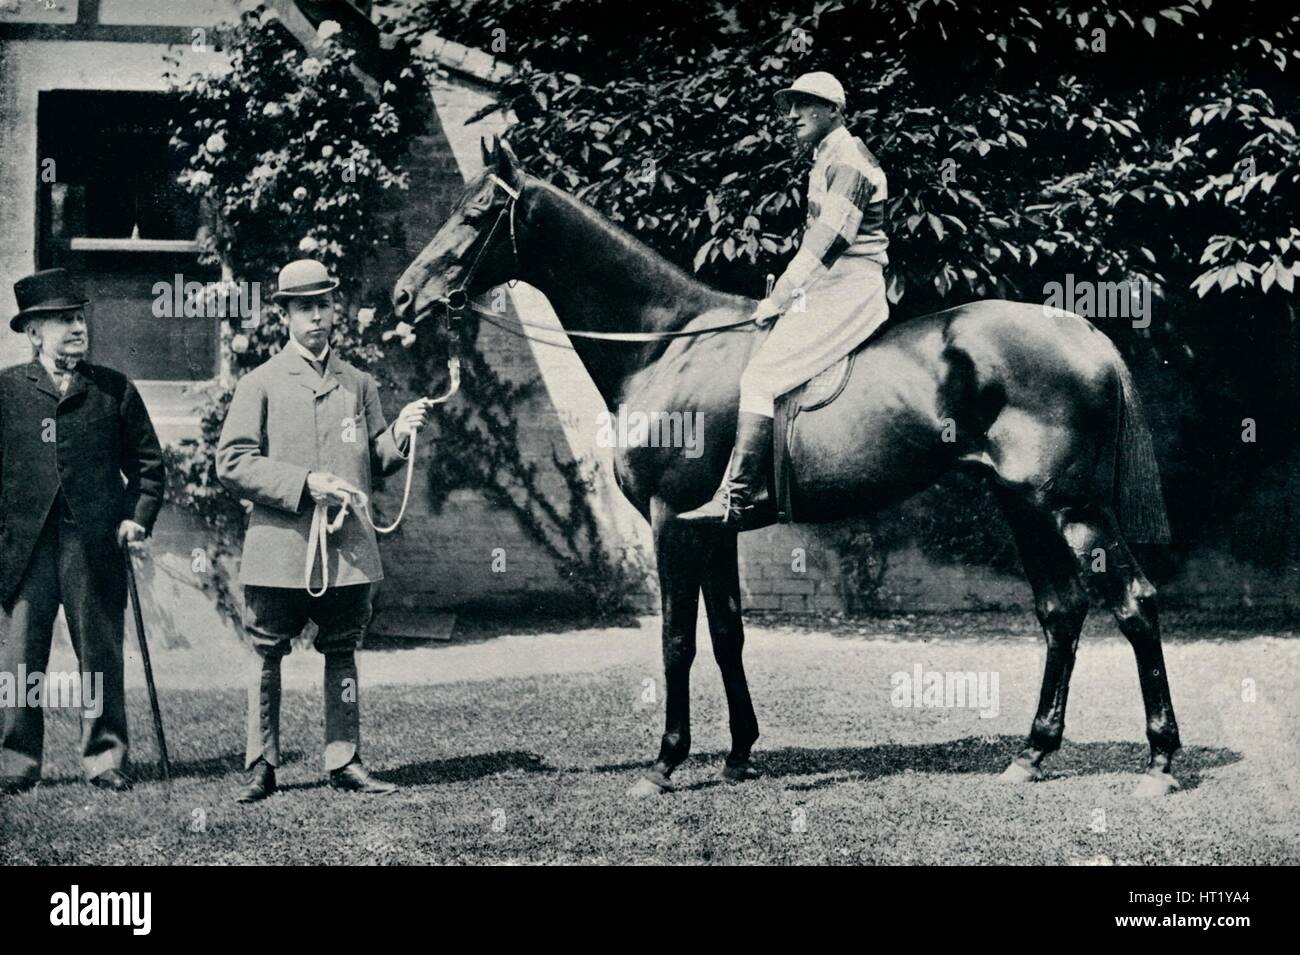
495 138 523 188
480 136 493 168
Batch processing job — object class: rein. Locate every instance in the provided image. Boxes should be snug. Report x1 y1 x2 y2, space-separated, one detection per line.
453 298 763 342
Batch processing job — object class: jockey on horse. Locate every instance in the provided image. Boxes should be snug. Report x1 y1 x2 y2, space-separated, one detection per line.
679 71 891 529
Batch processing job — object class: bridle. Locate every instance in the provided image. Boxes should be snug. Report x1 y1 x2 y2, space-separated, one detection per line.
419 173 521 321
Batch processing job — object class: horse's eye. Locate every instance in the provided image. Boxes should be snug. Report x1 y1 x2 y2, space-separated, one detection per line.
461 197 492 224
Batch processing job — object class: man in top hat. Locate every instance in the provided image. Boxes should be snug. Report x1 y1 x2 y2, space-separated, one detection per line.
0 268 165 794
680 71 891 528
217 258 433 803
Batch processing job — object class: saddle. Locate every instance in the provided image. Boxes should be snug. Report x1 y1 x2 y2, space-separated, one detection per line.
772 352 857 523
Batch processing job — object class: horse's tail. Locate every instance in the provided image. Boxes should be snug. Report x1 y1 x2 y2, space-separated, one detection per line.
1112 355 1171 544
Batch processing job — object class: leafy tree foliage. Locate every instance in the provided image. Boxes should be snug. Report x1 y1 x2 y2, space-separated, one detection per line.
170 2 426 374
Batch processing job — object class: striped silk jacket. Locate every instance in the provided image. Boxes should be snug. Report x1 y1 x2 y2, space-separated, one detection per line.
768 124 889 312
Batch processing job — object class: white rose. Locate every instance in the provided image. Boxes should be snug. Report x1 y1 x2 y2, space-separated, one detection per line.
301 57 323 78
317 20 342 42
205 132 226 154
293 186 309 201
356 307 375 330
230 334 250 354
383 321 417 347
299 236 318 252
262 102 284 118
188 170 213 189
321 145 335 158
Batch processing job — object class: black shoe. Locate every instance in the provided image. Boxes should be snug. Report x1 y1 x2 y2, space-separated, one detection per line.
89 768 133 792
235 760 277 803
329 760 398 795
678 412 775 529
0 775 39 795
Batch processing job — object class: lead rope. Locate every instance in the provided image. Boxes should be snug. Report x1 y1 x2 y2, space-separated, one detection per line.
305 314 463 597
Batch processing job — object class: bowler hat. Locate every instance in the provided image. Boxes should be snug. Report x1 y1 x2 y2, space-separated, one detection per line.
11 268 90 332
271 259 340 302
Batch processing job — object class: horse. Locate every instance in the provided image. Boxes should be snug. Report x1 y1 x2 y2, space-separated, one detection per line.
393 138 1182 799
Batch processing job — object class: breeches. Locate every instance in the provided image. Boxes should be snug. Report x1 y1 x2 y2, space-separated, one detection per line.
240 584 374 771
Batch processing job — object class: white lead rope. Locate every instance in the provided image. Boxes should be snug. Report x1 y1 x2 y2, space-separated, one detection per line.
305 359 461 597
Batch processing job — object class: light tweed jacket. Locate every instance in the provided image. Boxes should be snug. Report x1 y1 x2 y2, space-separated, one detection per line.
216 345 408 589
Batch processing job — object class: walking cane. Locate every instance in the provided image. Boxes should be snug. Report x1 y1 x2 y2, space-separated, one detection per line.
122 542 171 785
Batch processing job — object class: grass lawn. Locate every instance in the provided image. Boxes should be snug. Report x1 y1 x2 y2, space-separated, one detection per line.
2 613 1297 864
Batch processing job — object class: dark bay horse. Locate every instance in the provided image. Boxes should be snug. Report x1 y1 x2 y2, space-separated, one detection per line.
393 139 1182 798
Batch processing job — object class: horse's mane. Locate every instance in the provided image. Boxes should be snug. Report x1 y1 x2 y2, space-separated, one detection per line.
530 179 751 331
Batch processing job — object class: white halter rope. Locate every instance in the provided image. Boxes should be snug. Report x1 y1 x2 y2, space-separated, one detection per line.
304 356 461 597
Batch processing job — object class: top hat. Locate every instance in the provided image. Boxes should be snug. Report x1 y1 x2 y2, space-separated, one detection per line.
271 259 340 303
11 268 90 332
775 71 847 111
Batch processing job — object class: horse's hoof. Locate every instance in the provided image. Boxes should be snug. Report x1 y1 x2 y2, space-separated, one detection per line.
1132 771 1180 798
627 772 672 799
721 761 762 783
998 760 1043 784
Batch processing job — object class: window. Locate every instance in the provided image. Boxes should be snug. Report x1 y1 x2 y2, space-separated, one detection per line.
37 90 219 381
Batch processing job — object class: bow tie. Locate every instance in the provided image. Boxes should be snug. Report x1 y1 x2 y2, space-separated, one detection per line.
43 358 78 393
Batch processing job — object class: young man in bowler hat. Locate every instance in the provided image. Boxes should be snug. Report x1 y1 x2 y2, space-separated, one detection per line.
217 259 432 803
0 268 165 794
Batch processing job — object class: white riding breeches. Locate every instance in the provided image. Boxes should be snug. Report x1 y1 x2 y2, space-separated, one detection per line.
739 258 889 417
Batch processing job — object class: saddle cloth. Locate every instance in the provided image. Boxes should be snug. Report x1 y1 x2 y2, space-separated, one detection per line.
772 351 857 523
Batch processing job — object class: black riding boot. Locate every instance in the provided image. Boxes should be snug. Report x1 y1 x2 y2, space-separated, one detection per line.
678 412 774 529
